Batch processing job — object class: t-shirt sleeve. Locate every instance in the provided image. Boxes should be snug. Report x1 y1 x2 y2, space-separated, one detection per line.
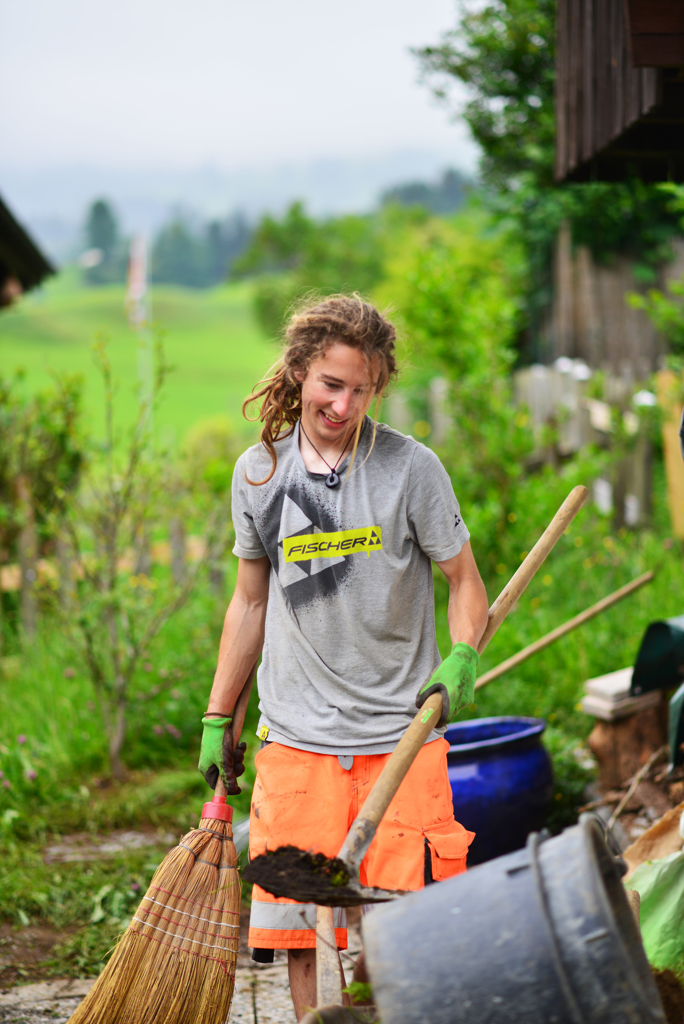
406 444 470 562
231 452 268 560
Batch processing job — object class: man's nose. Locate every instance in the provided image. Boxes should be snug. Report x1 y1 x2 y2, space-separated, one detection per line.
331 390 353 417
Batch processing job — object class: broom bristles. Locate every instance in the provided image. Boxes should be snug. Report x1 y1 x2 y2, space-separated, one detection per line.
66 814 241 1024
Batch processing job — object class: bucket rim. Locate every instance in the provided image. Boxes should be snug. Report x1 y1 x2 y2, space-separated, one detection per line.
445 715 546 754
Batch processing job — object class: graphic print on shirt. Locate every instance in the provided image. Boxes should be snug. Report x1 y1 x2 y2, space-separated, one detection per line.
253 478 382 610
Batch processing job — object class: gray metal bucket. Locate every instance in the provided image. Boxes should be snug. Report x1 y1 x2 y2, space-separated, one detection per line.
363 819 665 1024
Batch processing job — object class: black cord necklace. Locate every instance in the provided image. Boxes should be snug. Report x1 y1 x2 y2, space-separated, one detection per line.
299 420 353 488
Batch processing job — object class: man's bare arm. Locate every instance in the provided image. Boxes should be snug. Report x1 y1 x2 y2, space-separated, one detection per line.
435 542 489 651
206 555 271 715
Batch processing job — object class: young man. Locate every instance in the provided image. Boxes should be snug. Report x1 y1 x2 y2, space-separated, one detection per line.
199 296 488 1019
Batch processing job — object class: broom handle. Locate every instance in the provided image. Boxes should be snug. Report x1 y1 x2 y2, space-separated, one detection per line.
475 570 654 690
337 485 588 872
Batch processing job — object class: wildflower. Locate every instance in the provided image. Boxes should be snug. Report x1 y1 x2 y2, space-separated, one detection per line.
63 667 76 679
26 769 37 782
153 725 164 736
131 882 140 892
2 780 10 789
165 724 182 740
17 735 27 746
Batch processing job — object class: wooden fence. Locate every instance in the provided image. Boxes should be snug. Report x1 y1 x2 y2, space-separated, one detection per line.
542 228 684 372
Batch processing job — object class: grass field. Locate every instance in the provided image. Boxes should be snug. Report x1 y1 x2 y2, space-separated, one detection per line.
0 269 278 450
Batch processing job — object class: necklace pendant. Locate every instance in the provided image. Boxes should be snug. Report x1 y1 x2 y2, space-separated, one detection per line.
325 471 340 488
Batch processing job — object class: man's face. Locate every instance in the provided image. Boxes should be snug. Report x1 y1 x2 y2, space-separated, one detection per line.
296 342 379 451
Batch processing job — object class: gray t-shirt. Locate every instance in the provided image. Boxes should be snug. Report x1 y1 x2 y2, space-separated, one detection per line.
231 417 470 754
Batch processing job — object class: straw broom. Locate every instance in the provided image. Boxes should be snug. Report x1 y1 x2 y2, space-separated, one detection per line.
67 680 254 1024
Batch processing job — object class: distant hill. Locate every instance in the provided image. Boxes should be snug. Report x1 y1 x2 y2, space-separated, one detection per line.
0 150 476 263
381 168 473 215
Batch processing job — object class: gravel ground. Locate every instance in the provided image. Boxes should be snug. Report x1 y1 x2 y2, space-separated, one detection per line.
0 926 363 1024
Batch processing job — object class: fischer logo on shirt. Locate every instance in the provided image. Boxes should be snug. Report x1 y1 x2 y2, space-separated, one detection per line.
283 526 383 562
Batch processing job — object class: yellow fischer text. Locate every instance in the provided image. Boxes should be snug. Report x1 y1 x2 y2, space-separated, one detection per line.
283 526 383 562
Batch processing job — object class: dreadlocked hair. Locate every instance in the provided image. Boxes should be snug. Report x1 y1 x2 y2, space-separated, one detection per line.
243 293 398 485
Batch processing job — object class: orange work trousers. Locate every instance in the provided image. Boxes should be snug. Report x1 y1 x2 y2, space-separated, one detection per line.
248 737 474 950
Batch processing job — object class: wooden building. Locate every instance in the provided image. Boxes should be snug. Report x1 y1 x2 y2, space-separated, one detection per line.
0 195 54 308
556 0 684 183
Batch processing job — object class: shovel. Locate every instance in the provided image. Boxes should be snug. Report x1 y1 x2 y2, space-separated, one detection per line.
244 485 588 907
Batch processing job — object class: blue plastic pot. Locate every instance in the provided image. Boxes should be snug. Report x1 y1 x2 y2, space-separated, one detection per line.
445 716 554 865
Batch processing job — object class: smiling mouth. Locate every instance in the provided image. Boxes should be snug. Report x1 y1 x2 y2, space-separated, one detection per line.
320 411 348 426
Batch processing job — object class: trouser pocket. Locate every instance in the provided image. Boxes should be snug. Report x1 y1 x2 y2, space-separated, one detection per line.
423 820 474 881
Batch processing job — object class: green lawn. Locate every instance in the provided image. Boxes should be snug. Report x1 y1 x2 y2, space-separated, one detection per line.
0 269 278 450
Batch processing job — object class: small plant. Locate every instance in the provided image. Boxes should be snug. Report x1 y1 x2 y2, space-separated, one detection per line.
57 338 230 779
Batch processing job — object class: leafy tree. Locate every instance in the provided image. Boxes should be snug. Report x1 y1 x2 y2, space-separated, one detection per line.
234 201 389 335
151 214 252 288
415 0 683 359
152 220 207 288
85 200 118 259
415 0 556 192
0 373 83 562
83 199 124 285
377 205 607 576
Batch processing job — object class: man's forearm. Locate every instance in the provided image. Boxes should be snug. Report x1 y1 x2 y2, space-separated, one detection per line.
447 574 489 651
206 557 270 714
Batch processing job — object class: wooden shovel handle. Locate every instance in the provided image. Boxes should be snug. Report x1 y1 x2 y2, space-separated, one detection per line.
478 485 588 654
337 485 588 872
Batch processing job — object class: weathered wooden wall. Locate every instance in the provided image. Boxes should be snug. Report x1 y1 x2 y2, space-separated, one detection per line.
556 0 661 182
541 227 684 373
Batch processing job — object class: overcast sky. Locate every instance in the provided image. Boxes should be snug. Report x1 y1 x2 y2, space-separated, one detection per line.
0 0 476 172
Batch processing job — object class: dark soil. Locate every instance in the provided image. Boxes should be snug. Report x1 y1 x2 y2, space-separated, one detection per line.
653 968 684 1024
0 925 78 990
244 846 393 907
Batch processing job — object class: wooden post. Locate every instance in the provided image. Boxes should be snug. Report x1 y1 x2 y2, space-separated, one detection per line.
16 475 38 640
169 517 186 586
134 525 152 577
656 370 684 539
56 532 76 611
553 222 575 359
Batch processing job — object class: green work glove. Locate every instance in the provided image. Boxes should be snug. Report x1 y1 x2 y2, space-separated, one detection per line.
198 715 246 795
416 642 479 728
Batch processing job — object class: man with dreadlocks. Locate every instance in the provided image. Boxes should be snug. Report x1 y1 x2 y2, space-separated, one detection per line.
199 294 489 1019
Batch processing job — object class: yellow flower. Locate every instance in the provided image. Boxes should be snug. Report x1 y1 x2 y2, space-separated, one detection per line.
542 574 552 586
574 536 584 547
508 512 517 523
413 420 431 438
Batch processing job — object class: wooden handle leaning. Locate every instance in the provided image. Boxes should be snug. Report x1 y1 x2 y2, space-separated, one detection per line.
475 570 654 691
337 485 589 874
478 485 588 655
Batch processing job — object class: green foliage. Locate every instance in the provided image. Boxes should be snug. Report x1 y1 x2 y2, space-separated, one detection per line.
0 372 84 559
415 2 684 358
235 200 390 335
415 0 556 192
628 275 684 357
56 338 230 778
182 415 243 496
